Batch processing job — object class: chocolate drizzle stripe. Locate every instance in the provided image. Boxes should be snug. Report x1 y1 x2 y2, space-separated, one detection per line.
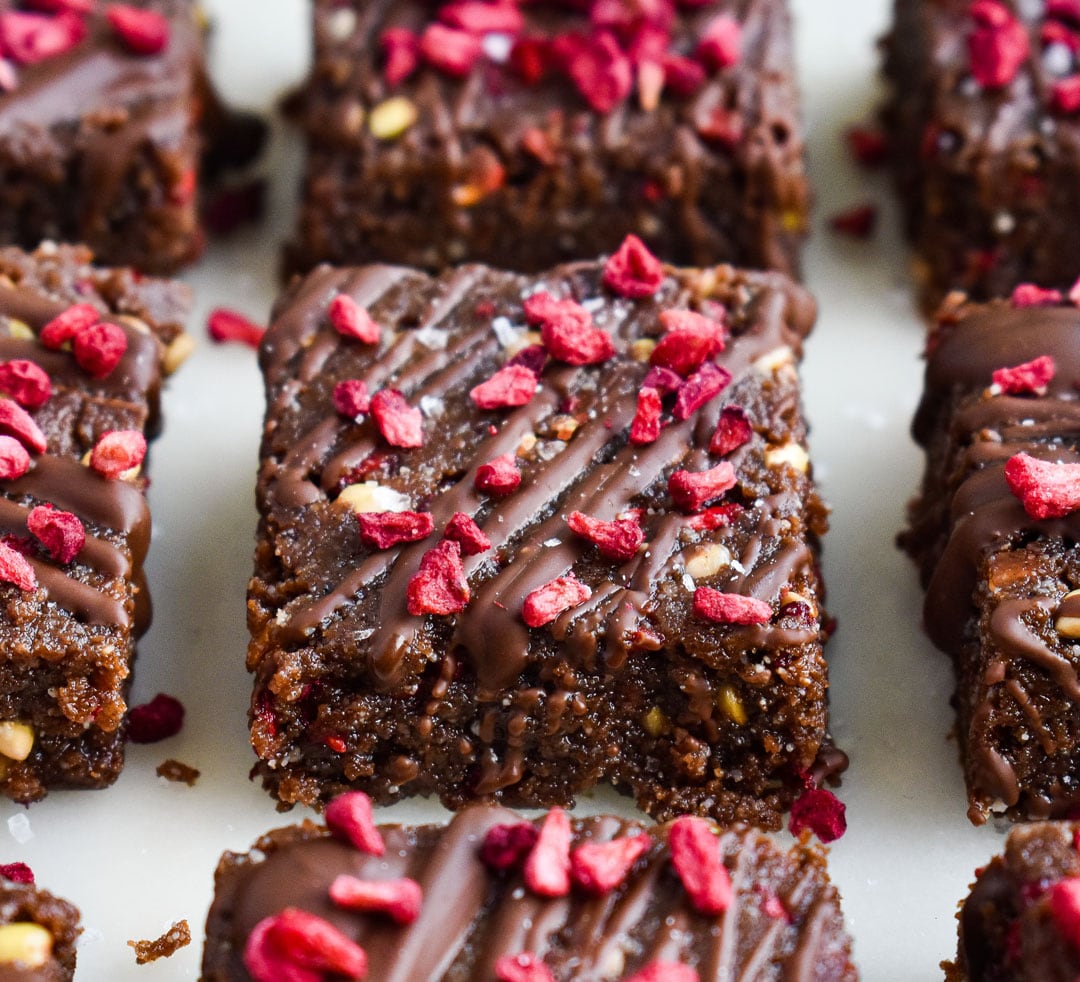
29 560 127 628
989 599 1080 701
0 497 127 577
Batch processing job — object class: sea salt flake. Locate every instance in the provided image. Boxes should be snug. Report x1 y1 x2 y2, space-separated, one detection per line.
7 813 31 843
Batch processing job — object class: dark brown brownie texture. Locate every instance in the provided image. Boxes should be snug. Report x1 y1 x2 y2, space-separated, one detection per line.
883 1 1080 311
901 293 1080 823
285 0 808 278
249 246 838 830
201 802 857 981
0 875 80 981
0 243 191 802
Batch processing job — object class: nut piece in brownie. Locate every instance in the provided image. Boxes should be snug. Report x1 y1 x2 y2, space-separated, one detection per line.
285 0 808 277
901 289 1080 823
250 236 841 830
882 1 1080 310
0 243 191 802
0 2 262 273
201 794 857 981
0 868 81 981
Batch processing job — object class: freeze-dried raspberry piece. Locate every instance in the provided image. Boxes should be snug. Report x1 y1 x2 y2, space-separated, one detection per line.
668 461 736 512
696 13 740 70
625 965 699 982
524 807 572 897
357 511 435 550
106 4 169 55
480 821 540 871
1053 74 1080 113
440 1 524 34
371 390 423 448
329 294 381 345
90 430 146 479
669 816 731 915
329 875 423 925
495 952 556 982
0 11 87 65
1011 283 1063 308
1049 877 1080 950
509 36 551 85
567 510 644 561
662 52 706 96
968 0 1029 89
470 364 538 409
693 587 772 625
475 452 521 496
0 360 50 409
506 344 547 376
710 405 752 456
559 30 633 113
629 387 663 445
208 307 264 348
524 292 615 366
73 321 127 378
0 863 33 884
421 22 482 77
0 539 35 592
642 366 682 395
570 834 650 894
406 539 470 615
40 302 98 349
0 436 30 481
333 379 371 418
1005 452 1080 518
128 693 184 743
652 311 725 376
829 204 877 239
0 399 45 454
674 363 731 420
27 504 84 563
443 512 491 555
243 908 368 982
522 574 591 628
846 125 888 167
789 787 847 843
992 354 1055 395
325 791 385 856
603 235 665 298
380 27 421 86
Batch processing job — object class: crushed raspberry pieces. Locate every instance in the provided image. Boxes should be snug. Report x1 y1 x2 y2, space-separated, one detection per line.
325 791 385 856
507 343 548 376
329 875 423 925
127 693 184 743
40 303 98 350
357 510 434 550
207 307 264 348
440 1 525 35
522 574 591 628
992 354 1056 395
789 787 847 843
0 11 87 65
693 587 772 625
603 235 665 299
567 510 643 562
0 436 30 481
470 364 538 410
524 292 615 366
523 807 572 897
696 13 741 71
674 363 731 420
495 952 556 982
442 512 491 555
630 387 663 445
687 502 742 531
662 53 706 96
475 452 521 496
27 504 84 564
559 30 633 113
1049 877 1080 950
625 965 700 982
510 36 551 85
1011 283 1062 308
380 27 421 86
0 399 45 455
668 816 732 915
243 908 367 982
0 863 33 885
89 430 146 479
0 539 35 592
846 125 889 167
968 0 1029 89
329 295 381 345
668 461 736 512
406 539 470 615
480 821 540 871
829 204 877 239
1005 452 1080 518
570 833 650 895
333 379 371 418
0 361 50 409
106 4 170 56
73 321 127 378
653 310 725 376
642 366 682 395
710 405 753 456
421 22 483 77
371 389 423 448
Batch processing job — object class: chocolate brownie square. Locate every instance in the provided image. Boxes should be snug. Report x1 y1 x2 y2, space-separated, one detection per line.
249 237 841 830
0 871 80 980
285 0 808 277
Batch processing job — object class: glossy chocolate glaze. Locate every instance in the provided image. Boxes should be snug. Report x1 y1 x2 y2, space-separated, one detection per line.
200 805 857 982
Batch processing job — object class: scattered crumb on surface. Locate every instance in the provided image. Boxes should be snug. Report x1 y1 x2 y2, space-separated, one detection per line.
127 919 191 965
156 759 200 786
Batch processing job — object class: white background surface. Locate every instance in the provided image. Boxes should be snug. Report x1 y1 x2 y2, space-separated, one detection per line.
0 1 1009 978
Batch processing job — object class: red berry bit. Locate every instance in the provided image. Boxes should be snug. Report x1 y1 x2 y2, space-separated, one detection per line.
40 303 98 349
506 343 547 376
442 512 491 555
710 405 753 456
524 291 616 366
846 125 888 167
523 807 572 897
693 587 772 625
0 400 46 455
0 360 50 409
0 11 87 65
522 574 591 628
0 539 35 592
357 511 434 550
406 539 470 615
370 390 423 448
480 821 540 871
329 875 423 925
495 952 556 982
208 307 264 348
1050 877 1080 949
421 22 482 77
642 366 682 395
0 436 30 481
243 908 368 982
127 693 184 743
668 461 736 512
991 354 1056 395
603 235 665 299
789 787 847 843
560 30 633 113
0 863 33 885
106 4 170 55
440 2 525 35
1011 283 1063 308
329 295 381 345
1052 74 1080 113
674 363 731 420
89 430 146 479
653 310 726 376
380 27 421 86
1005 452 1080 518
968 0 1029 89
475 452 521 496
325 791 385 856
625 964 700 982
27 504 84 563
829 204 877 239
696 14 741 71
73 321 127 378
687 503 742 532
333 379 371 418
668 816 732 915
567 510 643 561
630 387 663 445
570 833 650 895
470 364 538 410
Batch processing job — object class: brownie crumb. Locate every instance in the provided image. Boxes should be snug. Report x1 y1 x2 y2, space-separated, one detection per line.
127 919 191 964
155 760 200 787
